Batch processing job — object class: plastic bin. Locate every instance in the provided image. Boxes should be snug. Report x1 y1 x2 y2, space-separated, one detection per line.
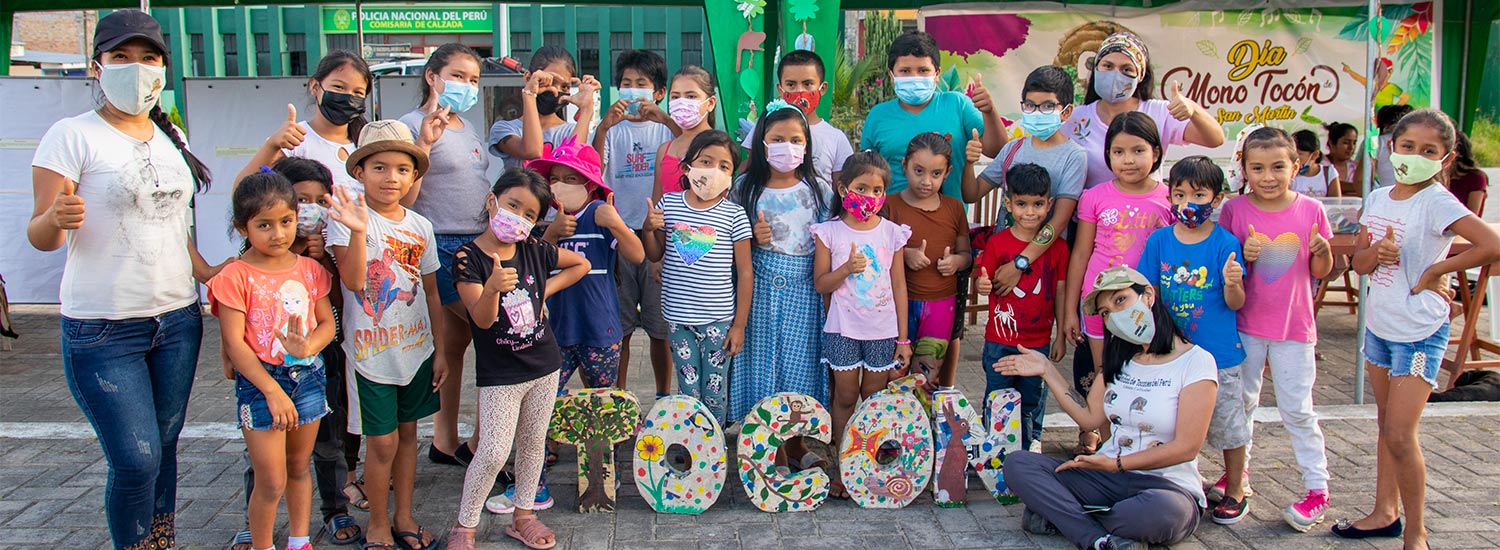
1319 197 1363 234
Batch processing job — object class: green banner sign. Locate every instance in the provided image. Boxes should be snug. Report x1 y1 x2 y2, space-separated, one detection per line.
322 5 493 34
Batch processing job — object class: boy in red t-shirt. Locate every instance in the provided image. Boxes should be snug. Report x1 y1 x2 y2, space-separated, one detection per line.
975 163 1069 450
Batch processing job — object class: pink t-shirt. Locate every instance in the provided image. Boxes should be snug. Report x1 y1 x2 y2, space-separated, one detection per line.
660 152 685 194
810 218 913 340
1218 194 1332 343
207 256 332 365
1064 99 1190 189
1077 181 1171 338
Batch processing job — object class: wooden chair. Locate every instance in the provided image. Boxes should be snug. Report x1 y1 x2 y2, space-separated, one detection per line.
965 189 1004 325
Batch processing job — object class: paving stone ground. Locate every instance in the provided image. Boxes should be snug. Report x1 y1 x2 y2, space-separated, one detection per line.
4 304 1500 549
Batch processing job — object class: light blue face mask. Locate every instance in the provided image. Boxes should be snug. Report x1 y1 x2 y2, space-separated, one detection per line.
1092 69 1139 103
1020 111 1064 140
893 76 937 105
437 80 478 112
618 87 654 116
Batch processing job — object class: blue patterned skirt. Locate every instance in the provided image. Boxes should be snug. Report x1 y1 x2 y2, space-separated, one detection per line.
729 248 828 422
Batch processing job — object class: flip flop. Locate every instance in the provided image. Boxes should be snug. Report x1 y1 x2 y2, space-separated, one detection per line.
322 513 364 545
230 529 253 550
343 479 370 511
506 516 557 550
392 526 439 550
361 543 400 550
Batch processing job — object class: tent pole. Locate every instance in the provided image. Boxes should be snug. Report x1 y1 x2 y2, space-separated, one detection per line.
356 0 365 57
1354 0 1379 406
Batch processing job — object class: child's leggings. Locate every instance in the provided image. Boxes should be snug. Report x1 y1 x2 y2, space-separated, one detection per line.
1239 333 1330 491
456 370 561 527
669 320 732 423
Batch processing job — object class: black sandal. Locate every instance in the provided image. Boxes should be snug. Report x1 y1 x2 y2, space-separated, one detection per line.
392 526 439 550
1331 517 1402 539
230 529 253 550
343 479 369 511
322 513 364 545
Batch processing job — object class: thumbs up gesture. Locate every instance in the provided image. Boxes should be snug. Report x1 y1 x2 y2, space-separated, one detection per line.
485 265 520 295
269 103 307 150
975 267 994 296
966 128 983 164
1375 226 1401 266
753 211 773 245
50 177 85 230
1167 80 1197 121
904 239 932 271
1309 226 1331 258
843 242 870 277
545 210 578 241
967 76 994 114
1222 252 1243 288
936 246 962 277
1242 224 1263 263
644 198 665 232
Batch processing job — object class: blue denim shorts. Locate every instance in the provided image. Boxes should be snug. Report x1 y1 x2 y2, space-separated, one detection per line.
235 359 330 431
435 233 482 306
1365 323 1450 389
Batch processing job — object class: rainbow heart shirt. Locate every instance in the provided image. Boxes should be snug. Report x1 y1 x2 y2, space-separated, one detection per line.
671 222 718 266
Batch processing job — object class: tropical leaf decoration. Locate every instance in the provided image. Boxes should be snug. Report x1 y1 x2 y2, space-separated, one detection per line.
788 0 819 22
736 0 766 20
1294 37 1313 55
1195 40 1217 58
1395 27 1432 102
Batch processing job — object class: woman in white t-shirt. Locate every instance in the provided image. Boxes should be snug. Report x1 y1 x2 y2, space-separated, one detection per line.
996 266 1216 550
236 50 372 191
1063 31 1225 189
26 11 214 550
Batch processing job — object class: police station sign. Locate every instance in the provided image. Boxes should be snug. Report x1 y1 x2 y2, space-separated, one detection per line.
322 5 493 34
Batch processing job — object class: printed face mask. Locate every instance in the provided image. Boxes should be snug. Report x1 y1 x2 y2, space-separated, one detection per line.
670 98 707 129
842 192 886 222
296 203 328 237
1104 296 1156 345
489 200 534 243
618 87 654 116
437 80 478 112
893 76 937 105
551 181 592 214
765 142 805 173
318 89 366 126
98 63 166 115
1389 151 1449 185
1172 200 1214 229
1020 110 1063 140
1092 69 1139 103
781 90 822 116
686 166 731 201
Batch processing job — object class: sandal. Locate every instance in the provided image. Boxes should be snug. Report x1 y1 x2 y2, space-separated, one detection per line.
322 513 364 545
343 479 370 511
361 543 400 550
392 526 439 550
828 480 851 500
506 515 557 550
230 529 253 550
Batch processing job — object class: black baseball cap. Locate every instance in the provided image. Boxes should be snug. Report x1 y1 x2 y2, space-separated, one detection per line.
94 10 168 54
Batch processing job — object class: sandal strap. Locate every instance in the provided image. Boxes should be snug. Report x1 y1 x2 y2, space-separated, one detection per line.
513 517 554 540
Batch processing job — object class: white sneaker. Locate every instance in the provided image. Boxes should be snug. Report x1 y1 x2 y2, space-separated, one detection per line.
485 493 515 514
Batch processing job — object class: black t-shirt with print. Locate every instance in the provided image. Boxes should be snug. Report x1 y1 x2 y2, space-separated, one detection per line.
453 238 561 386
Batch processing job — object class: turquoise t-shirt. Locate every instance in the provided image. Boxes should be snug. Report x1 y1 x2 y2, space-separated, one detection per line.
1135 224 1248 369
859 91 984 199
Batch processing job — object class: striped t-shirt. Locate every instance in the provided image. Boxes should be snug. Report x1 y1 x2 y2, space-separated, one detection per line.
657 192 752 325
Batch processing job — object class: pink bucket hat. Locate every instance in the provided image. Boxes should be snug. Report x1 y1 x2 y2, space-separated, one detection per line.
525 137 611 195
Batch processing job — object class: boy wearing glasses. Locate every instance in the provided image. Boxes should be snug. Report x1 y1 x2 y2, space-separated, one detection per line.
965 66 1087 302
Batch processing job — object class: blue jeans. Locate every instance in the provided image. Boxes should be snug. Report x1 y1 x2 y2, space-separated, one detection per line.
982 341 1048 450
62 304 202 550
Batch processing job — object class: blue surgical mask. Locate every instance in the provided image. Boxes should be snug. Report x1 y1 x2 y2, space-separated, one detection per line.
893 76 937 105
1020 111 1063 140
618 87 654 116
1092 69 1138 103
437 80 478 112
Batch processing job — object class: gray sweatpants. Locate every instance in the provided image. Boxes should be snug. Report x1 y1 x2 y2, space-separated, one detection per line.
1004 451 1201 548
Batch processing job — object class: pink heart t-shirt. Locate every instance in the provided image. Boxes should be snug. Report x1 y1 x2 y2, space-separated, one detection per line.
1218 194 1332 343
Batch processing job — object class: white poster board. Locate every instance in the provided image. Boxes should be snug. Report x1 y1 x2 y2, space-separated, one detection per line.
0 77 103 303
182 77 322 268
374 73 526 186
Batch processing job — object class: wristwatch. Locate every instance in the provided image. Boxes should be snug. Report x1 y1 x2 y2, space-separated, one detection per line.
1012 254 1033 275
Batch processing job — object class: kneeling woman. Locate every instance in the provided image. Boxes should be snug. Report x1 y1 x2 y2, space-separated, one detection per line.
997 266 1215 550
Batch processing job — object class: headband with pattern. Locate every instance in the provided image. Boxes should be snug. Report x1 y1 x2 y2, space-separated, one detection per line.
1098 32 1148 72
764 99 805 119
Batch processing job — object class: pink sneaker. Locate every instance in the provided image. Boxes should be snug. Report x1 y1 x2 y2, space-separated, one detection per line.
288 544 313 550
1206 469 1254 502
1283 490 1330 532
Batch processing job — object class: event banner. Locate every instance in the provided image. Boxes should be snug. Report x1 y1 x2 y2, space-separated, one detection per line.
921 1 1438 160
321 4 494 34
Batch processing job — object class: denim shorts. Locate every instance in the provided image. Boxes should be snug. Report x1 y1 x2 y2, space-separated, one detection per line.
1365 324 1450 389
822 332 897 372
235 359 330 431
435 233 482 306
